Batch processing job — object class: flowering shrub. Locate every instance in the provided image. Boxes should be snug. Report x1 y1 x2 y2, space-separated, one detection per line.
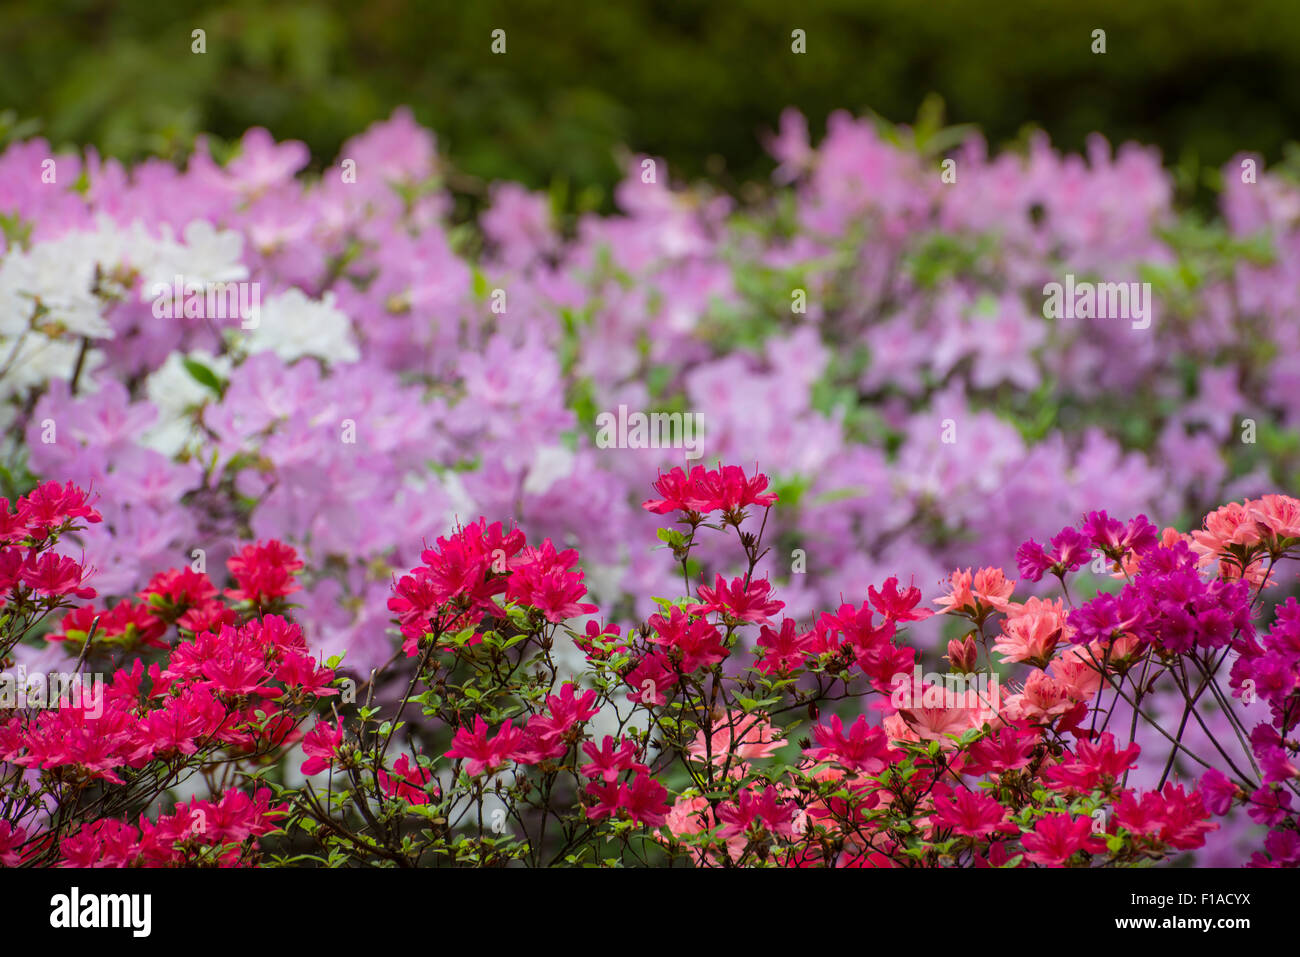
1 110 1299 867
3 468 1294 868
0 484 328 866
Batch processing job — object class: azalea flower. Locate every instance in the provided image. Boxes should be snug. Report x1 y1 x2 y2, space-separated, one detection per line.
300 717 345 776
444 715 523 777
1020 814 1106 867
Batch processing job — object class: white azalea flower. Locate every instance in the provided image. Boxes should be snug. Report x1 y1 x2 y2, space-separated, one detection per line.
243 288 360 364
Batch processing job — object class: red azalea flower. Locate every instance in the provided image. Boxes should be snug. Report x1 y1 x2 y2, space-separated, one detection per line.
808 714 897 774
1043 732 1141 792
625 651 680 705
575 620 625 660
507 563 598 622
687 574 784 624
16 481 102 538
274 651 338 697
0 546 23 596
931 785 1017 838
0 821 28 867
868 576 934 622
718 786 800 840
200 654 280 698
965 725 1039 775
58 819 140 868
0 500 28 545
19 552 97 600
642 464 778 515
300 718 344 775
647 606 728 672
624 775 672 827
169 596 231 633
641 467 701 514
585 775 670 827
137 687 227 757
225 540 304 604
139 567 218 609
378 755 436 805
580 735 650 784
1020 813 1107 867
756 618 815 674
444 715 524 777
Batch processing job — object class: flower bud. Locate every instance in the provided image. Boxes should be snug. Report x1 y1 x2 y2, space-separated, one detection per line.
946 634 979 673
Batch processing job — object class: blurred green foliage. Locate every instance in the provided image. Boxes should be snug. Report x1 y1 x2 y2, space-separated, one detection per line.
2 0 1299 206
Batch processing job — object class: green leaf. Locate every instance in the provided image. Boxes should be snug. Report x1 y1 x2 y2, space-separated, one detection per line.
182 357 223 395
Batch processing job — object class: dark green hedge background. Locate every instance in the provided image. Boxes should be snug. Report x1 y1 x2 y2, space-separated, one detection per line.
2 0 1296 204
